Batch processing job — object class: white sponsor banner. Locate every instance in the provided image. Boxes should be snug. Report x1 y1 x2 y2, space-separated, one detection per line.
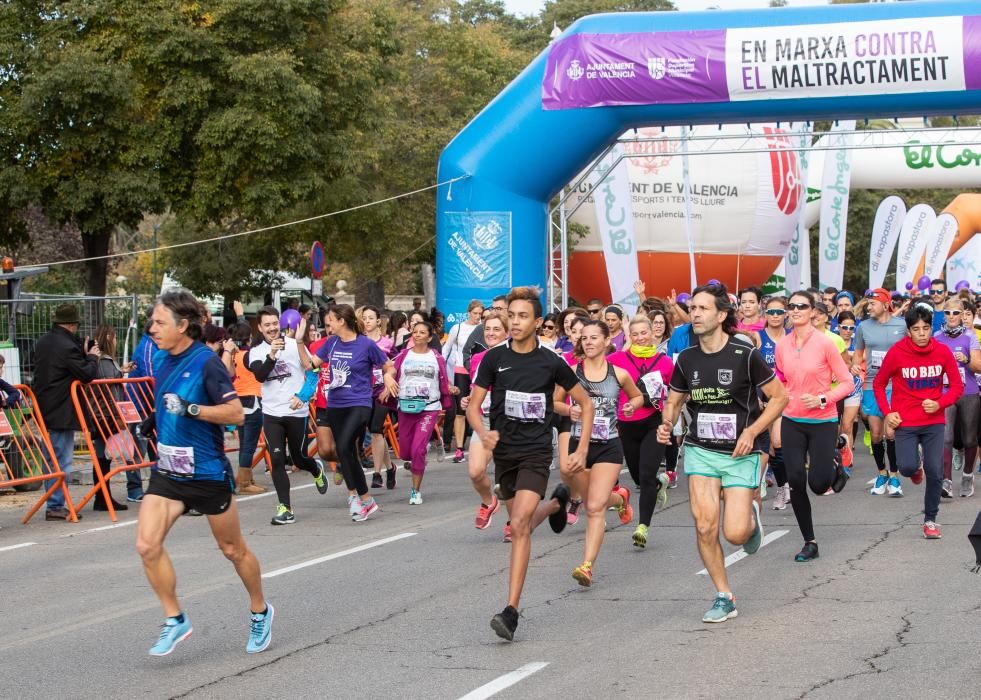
727 16 967 102
868 195 907 289
945 233 981 290
784 123 814 292
589 143 640 314
923 213 960 279
818 120 855 290
799 227 812 290
895 203 936 290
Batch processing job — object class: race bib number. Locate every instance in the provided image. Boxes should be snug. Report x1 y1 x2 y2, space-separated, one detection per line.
372 368 384 387
639 371 666 401
402 377 431 400
158 444 195 476
504 390 546 422
869 350 886 370
696 413 737 442
575 415 611 441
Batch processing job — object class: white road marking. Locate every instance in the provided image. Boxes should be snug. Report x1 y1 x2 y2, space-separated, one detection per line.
262 532 417 578
0 542 36 552
458 662 549 700
60 520 137 538
696 529 789 575
237 482 315 503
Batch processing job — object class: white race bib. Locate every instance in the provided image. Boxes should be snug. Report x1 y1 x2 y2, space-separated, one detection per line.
696 413 737 442
504 390 546 422
372 368 384 387
402 377 431 400
869 350 886 370
158 444 195 477
639 371 666 401
575 415 611 441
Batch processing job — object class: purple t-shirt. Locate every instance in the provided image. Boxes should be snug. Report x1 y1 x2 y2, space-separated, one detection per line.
933 329 980 395
315 335 388 408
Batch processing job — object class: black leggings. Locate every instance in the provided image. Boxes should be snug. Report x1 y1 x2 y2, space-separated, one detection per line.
326 405 372 496
263 414 319 508
782 419 838 543
619 414 666 527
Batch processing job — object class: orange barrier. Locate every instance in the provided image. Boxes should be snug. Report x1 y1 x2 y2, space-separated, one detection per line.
71 378 156 522
383 415 400 460
0 384 79 523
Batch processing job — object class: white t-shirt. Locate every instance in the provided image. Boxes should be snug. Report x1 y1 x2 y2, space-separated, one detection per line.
443 322 478 369
399 350 441 411
249 337 308 418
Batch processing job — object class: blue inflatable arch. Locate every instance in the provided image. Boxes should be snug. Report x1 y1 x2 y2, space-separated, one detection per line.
435 0 981 320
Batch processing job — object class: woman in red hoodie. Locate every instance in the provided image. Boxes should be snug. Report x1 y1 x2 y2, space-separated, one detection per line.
874 303 964 540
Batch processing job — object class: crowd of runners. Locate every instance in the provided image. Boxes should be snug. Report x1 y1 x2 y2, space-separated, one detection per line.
87 278 980 652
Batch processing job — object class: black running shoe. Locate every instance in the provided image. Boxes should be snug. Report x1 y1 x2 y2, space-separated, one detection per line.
386 466 396 490
548 483 570 534
490 605 519 641
371 472 383 489
794 541 819 562
831 461 849 493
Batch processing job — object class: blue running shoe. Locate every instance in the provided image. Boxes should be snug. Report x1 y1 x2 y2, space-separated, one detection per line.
702 593 738 623
247 603 274 654
870 474 888 495
886 476 903 497
149 614 192 656
743 501 763 555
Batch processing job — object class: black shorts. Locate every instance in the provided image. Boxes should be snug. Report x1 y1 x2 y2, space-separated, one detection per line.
315 408 329 428
569 437 624 468
453 372 471 411
369 401 389 434
493 451 551 500
146 471 235 515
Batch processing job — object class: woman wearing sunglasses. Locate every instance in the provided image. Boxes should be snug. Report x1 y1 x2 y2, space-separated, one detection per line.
775 291 853 562
540 313 560 350
835 310 863 470
759 297 790 510
934 298 981 498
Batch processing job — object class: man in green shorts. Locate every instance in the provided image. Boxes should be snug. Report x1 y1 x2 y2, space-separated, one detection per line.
658 283 787 623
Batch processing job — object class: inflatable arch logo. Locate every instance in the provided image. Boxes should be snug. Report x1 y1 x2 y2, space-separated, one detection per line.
436 1 981 317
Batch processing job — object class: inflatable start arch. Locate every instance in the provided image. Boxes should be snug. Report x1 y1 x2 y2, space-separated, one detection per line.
436 1 981 318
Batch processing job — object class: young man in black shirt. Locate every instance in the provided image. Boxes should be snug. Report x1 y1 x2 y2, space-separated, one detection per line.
658 284 787 624
468 287 594 641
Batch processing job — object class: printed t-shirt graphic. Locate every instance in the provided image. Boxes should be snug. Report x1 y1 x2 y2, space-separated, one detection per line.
315 335 389 409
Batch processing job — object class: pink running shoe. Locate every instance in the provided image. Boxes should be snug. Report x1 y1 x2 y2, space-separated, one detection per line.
566 498 583 525
475 496 500 530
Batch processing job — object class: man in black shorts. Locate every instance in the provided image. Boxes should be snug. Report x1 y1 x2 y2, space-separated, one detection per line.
136 291 272 656
467 286 594 641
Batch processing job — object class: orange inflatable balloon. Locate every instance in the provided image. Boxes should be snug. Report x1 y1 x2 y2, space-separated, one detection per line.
914 193 981 282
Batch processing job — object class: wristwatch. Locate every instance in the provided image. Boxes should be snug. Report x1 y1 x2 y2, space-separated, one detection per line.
187 403 201 418
818 395 827 409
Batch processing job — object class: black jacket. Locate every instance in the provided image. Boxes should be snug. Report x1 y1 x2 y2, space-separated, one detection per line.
33 325 98 430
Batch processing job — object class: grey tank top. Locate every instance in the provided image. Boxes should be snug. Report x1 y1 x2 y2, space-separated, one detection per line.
574 362 621 442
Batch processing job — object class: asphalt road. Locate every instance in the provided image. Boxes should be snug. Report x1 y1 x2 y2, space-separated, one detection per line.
1 448 979 700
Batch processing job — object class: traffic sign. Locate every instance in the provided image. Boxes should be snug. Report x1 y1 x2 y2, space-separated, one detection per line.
310 241 325 279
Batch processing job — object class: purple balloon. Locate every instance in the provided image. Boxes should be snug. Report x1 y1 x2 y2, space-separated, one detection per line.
676 292 690 304
917 275 931 291
280 308 301 330
904 281 914 291
707 278 721 286
864 289 872 296
954 279 971 291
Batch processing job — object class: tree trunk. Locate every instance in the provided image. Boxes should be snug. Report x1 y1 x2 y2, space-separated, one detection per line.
82 230 110 324
355 277 385 309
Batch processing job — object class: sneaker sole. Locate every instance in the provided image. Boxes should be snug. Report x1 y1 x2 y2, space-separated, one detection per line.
923 532 942 539
572 569 592 587
270 518 295 525
632 533 647 549
149 627 192 656
702 609 738 624
490 616 515 641
247 604 274 654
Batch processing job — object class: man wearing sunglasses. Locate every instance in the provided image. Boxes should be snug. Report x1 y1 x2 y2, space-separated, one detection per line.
929 280 948 333
586 299 605 319
852 288 907 496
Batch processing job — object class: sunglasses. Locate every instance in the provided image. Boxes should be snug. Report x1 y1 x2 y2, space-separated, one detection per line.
587 308 602 314
765 309 786 316
930 290 946 295
787 302 811 311
944 310 962 316
838 324 855 331
543 324 556 330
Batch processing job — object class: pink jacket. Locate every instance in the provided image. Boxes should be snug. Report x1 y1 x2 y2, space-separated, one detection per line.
775 328 853 420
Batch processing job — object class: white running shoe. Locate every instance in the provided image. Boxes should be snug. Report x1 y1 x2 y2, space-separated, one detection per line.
952 449 964 472
961 473 975 498
772 484 790 510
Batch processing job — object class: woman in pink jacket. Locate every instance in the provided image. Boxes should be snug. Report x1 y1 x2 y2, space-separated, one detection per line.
775 290 854 562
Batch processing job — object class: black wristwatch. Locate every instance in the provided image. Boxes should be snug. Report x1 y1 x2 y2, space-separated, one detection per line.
819 395 827 410
187 403 201 418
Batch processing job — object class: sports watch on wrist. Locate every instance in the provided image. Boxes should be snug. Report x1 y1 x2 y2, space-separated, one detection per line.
818 395 827 409
187 403 201 418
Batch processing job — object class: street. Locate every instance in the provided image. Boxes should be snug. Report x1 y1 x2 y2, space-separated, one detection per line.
0 450 978 699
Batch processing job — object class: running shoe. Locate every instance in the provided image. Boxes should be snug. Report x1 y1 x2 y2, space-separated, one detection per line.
332 466 344 486
863 429 872 451
952 449 964 472
239 483 267 495
127 494 145 502
773 484 790 511
886 476 903 497
702 593 737 623
632 523 649 549
452 448 465 463
572 560 593 587
870 474 888 495
656 473 670 508
314 466 330 494
548 483 570 534
794 541 819 562
831 461 849 493
352 497 379 522
922 521 942 539
490 605 519 641
502 521 512 543
348 494 360 517
566 498 583 525
149 614 192 656
743 501 763 554
838 434 853 469
764 467 775 488
409 489 423 505
386 466 397 490
666 470 678 488
614 485 633 525
941 479 954 499
371 472 383 489
475 496 501 529
961 473 975 498
910 466 924 485
270 504 295 526
246 603 274 654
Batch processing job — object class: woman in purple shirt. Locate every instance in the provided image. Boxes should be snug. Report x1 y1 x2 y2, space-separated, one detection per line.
605 306 626 352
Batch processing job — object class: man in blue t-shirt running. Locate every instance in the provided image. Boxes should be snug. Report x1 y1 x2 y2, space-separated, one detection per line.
136 291 273 657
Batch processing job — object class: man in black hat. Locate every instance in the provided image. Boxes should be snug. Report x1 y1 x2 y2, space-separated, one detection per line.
34 303 100 520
